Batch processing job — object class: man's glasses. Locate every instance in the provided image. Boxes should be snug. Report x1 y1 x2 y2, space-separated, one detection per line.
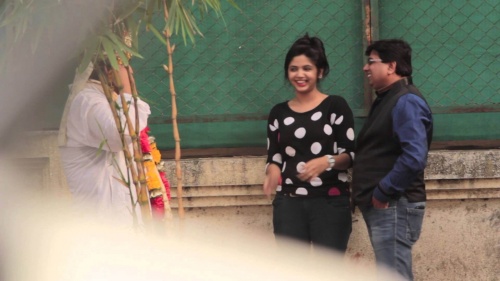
366 58 384 65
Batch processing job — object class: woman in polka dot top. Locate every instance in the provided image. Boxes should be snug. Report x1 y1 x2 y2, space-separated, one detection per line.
263 34 355 252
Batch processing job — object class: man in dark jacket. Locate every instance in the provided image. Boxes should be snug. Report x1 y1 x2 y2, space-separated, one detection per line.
352 39 433 281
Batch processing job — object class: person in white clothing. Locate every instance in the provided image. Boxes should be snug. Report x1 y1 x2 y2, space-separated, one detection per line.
59 61 151 227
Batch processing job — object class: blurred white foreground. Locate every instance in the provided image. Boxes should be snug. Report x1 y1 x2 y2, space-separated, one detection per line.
0 161 401 281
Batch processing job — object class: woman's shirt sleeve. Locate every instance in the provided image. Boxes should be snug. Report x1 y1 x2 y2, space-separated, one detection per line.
331 96 355 163
266 105 283 170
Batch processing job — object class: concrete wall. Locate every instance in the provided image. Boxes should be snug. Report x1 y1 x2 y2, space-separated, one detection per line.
15 131 500 281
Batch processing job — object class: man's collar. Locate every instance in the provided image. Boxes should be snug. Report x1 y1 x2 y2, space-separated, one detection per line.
88 79 102 85
375 77 411 96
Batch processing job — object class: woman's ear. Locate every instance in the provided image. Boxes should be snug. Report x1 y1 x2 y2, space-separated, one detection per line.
318 69 324 79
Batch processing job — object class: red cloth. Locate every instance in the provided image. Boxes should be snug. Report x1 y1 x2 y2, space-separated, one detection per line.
150 195 165 219
140 127 151 153
159 171 171 200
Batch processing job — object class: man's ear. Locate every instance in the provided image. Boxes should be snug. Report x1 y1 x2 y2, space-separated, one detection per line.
388 62 397 75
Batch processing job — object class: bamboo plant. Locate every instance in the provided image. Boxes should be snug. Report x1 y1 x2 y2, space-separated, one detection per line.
143 0 239 218
1 0 240 222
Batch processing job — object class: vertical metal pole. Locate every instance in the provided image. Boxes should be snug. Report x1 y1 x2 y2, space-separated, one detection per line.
362 0 379 114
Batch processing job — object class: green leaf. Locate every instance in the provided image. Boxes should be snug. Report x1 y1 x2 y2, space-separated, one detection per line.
96 139 106 157
78 36 100 73
105 30 143 59
101 35 120 70
113 176 130 188
105 33 130 66
125 15 141 51
147 23 167 46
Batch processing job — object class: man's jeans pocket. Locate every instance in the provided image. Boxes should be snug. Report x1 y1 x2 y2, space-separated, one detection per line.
406 205 425 243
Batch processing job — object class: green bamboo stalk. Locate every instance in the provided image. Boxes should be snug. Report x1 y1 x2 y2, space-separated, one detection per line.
110 67 152 224
162 0 185 219
98 69 140 228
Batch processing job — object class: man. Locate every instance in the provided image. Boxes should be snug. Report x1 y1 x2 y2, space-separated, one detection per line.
59 61 151 227
352 39 433 280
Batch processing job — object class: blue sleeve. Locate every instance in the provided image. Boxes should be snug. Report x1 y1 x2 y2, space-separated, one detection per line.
373 94 432 202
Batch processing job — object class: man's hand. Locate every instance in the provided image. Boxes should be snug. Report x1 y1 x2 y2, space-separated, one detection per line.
372 196 389 209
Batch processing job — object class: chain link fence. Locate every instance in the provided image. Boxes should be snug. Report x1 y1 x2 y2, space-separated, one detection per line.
132 0 499 149
379 0 499 108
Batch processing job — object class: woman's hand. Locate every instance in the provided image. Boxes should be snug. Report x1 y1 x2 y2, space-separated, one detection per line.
263 164 281 199
297 156 329 182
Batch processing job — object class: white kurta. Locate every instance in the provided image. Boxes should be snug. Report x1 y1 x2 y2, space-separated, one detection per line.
59 80 151 226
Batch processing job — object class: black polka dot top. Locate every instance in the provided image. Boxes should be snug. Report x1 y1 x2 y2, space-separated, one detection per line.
266 95 355 197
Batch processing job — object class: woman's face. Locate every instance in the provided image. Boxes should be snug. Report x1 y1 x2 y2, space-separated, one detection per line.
287 54 322 95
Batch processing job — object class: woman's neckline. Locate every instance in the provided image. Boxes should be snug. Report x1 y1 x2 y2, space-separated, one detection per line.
286 94 330 114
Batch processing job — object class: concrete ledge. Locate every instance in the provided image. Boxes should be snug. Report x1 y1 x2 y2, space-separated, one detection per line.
163 150 500 207
426 150 500 179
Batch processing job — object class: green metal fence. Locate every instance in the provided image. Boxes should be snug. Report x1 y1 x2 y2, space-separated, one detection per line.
132 0 500 150
377 0 500 143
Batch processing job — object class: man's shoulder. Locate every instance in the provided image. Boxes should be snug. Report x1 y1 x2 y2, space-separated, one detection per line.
397 92 430 110
75 82 106 102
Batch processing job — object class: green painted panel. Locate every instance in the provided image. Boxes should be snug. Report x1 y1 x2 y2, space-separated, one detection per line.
432 112 500 141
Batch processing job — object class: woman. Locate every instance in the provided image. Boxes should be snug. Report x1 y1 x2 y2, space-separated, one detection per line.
263 34 355 252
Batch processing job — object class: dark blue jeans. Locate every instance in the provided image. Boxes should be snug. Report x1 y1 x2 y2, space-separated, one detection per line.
272 194 352 252
360 197 426 281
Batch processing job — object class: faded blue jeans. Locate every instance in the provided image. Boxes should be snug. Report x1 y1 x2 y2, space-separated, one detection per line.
360 197 425 281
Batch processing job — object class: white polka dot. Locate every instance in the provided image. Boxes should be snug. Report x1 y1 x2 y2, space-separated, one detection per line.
282 161 286 172
295 127 306 139
285 178 293 184
346 128 354 141
296 187 308 195
311 142 322 154
284 117 295 125
296 162 306 173
338 147 346 154
310 177 322 186
338 173 348 182
326 167 332 171
272 153 282 164
333 142 338 154
334 115 344 125
350 152 355 160
311 111 322 121
323 124 332 135
274 119 279 129
285 146 296 157
267 138 269 150
330 113 337 125
276 185 282 192
269 119 278 131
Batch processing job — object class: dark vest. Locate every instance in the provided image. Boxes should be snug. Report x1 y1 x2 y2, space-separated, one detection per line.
352 78 432 206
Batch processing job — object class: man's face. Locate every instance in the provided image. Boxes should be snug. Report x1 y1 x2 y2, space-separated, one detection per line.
363 51 391 90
